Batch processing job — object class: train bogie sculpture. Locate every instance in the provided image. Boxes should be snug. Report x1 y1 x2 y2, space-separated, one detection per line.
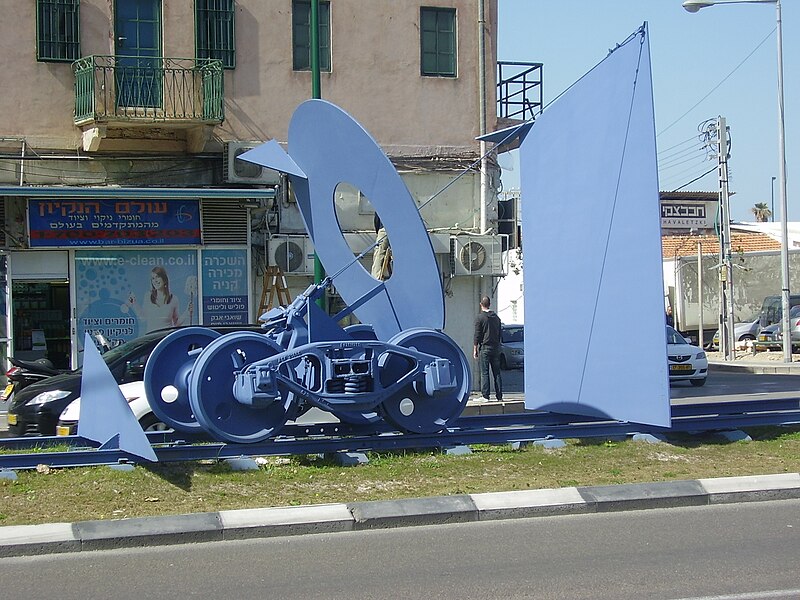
142 100 471 444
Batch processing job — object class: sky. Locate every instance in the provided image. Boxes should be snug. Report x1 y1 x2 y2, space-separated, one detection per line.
496 0 798 222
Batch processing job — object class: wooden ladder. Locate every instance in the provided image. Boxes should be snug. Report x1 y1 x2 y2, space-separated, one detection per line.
258 266 291 316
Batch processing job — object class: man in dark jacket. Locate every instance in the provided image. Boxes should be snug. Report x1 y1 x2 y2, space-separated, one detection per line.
473 295 503 401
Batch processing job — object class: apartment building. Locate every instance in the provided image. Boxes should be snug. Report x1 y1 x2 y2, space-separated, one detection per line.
0 0 538 372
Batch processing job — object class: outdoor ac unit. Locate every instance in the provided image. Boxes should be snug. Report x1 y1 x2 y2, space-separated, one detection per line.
223 141 281 185
269 235 315 275
450 235 505 276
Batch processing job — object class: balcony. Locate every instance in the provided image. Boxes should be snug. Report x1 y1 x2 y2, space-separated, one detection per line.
72 56 224 152
497 61 543 125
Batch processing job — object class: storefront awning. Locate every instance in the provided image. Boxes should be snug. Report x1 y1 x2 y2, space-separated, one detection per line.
0 186 276 200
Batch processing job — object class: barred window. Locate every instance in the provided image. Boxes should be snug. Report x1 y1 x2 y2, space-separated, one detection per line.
292 0 331 72
196 0 236 69
420 7 456 77
36 0 80 62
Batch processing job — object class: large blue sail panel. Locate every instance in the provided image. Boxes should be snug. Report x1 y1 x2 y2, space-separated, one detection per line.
520 25 670 427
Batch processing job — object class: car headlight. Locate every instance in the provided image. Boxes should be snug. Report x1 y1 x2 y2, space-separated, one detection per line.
29 390 72 406
696 351 706 360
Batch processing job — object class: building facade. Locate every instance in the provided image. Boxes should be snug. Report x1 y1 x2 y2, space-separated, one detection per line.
0 0 526 374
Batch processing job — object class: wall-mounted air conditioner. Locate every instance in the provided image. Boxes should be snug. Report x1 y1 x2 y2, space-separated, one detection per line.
269 235 315 275
223 141 281 185
450 235 505 276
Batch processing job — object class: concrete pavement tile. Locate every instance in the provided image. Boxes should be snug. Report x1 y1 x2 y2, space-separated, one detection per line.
349 494 478 530
220 503 354 540
578 480 708 512
74 512 223 551
0 523 79 557
471 487 589 520
700 473 800 504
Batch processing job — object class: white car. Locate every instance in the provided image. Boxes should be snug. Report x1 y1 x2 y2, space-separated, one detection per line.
56 381 168 436
667 325 708 387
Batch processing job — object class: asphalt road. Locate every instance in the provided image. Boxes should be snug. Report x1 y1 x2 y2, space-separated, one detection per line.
1 500 798 600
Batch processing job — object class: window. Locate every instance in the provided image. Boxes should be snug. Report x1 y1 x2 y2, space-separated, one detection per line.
420 7 456 77
292 0 331 72
36 0 80 62
196 0 236 69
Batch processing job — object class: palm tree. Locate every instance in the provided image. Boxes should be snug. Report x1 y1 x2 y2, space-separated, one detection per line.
751 202 772 222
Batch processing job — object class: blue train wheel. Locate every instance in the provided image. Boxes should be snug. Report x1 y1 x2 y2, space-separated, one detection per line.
378 328 471 434
188 331 292 443
143 327 221 432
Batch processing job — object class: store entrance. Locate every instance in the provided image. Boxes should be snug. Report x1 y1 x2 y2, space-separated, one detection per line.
12 281 71 369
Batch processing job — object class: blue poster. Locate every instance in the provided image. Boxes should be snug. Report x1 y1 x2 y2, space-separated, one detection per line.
201 249 249 325
75 249 199 349
29 199 201 247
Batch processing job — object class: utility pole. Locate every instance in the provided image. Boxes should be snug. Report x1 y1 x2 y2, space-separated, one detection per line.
716 116 735 360
310 0 326 311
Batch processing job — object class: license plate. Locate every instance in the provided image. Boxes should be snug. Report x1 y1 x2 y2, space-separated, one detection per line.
670 364 692 372
56 425 72 437
0 383 13 400
7 413 17 425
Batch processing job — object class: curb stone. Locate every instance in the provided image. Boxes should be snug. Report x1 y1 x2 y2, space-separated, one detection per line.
2 473 800 558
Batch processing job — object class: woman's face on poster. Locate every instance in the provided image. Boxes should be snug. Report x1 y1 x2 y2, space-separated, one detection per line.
151 271 165 290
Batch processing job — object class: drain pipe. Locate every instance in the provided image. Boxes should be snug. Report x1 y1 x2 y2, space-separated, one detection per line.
19 140 25 186
478 0 488 234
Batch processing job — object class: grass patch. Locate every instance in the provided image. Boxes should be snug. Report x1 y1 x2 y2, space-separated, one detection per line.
0 427 798 526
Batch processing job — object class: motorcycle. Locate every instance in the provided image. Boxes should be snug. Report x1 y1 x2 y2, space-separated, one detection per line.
1 357 68 403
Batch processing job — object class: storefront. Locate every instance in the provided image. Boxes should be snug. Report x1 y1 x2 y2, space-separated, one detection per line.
0 187 275 371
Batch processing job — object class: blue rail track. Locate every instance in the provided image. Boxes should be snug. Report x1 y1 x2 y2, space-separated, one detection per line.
1 398 799 471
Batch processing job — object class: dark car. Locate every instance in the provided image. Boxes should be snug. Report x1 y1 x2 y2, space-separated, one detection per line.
7 325 262 437
499 324 524 370
755 305 800 351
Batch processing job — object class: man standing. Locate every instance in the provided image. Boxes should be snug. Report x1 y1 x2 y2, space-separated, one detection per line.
473 295 503 401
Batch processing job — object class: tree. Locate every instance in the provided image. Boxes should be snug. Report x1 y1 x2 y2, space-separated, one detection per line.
751 203 772 223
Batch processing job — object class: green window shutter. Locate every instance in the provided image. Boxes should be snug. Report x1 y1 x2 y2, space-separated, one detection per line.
420 7 456 77
292 0 331 72
196 0 236 69
36 0 80 63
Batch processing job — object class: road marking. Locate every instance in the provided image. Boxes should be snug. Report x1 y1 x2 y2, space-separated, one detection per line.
671 590 800 600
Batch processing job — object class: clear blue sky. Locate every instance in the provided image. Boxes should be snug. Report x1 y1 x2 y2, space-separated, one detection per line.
497 0 798 222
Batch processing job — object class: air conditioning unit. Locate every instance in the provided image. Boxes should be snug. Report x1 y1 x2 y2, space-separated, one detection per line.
223 141 281 185
269 235 315 275
450 235 505 276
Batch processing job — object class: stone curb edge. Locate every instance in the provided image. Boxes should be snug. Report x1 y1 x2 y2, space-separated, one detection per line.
2 473 799 557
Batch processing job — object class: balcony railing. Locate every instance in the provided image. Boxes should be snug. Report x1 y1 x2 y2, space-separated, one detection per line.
72 55 224 126
497 61 543 122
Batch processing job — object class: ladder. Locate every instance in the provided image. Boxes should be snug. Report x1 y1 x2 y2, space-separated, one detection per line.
258 266 291 315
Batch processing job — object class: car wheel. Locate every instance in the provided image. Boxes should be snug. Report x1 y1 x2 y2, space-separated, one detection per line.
740 335 755 342
690 378 706 387
138 413 170 432
500 355 508 370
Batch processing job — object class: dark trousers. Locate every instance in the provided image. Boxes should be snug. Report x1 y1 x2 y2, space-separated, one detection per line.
479 346 503 400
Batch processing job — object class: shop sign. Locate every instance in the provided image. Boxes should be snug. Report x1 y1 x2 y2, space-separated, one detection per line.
28 199 201 247
201 249 249 326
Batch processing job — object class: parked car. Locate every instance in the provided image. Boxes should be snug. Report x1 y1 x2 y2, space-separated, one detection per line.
667 325 707 387
712 319 761 349
7 325 262 437
499 324 524 369
56 381 165 437
755 305 800 351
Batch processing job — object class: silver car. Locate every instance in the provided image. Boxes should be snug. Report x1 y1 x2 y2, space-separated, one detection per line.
499 324 524 370
712 319 760 349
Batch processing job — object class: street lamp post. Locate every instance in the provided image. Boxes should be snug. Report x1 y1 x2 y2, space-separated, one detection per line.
771 176 777 222
683 0 791 362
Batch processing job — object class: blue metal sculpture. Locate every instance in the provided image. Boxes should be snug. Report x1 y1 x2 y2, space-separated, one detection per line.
143 100 470 444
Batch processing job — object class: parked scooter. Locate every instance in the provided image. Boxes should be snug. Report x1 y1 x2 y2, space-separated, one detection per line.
1 357 68 403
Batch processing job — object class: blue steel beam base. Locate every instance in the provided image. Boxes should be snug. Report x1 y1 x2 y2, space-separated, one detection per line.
0 398 799 470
